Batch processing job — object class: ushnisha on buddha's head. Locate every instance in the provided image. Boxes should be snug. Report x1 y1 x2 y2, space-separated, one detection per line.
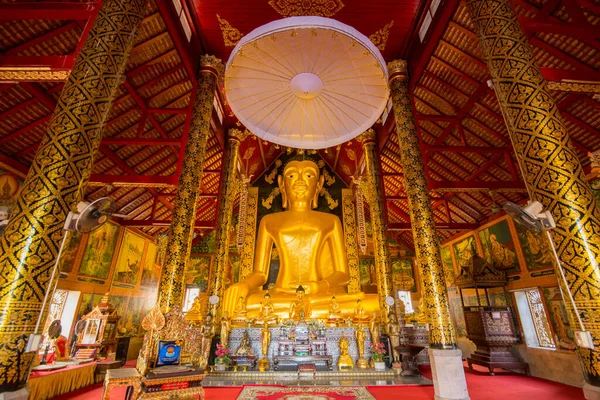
278 159 324 210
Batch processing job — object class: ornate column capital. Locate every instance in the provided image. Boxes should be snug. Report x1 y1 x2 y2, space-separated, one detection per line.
200 54 225 78
356 129 377 146
387 59 408 83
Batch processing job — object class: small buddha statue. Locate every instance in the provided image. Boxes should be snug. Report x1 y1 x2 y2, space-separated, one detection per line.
327 295 342 326
185 296 203 323
289 286 311 322
258 322 271 371
369 313 380 345
255 293 279 326
221 311 231 346
235 331 254 357
231 296 248 327
353 299 370 326
337 336 354 370
355 327 368 369
199 313 215 366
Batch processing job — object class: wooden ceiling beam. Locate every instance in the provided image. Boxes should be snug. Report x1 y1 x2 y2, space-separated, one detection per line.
429 180 526 190
0 2 99 20
0 115 50 145
4 22 79 55
101 137 181 146
423 145 508 154
88 174 178 186
120 219 215 228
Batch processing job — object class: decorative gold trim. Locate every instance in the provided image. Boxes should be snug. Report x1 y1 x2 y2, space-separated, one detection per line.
268 0 345 17
200 54 225 77
239 187 258 281
216 14 244 47
342 189 361 294
0 69 70 82
547 81 600 94
369 21 394 51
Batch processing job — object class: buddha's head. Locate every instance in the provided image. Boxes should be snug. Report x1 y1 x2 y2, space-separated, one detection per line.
278 160 324 209
296 285 306 299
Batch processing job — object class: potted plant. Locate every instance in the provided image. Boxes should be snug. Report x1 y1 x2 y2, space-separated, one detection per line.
369 342 388 371
214 343 231 371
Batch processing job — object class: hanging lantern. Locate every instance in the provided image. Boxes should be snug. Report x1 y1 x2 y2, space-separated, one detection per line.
355 179 367 255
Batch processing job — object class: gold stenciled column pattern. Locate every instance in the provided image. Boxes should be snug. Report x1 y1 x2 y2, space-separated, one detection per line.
341 188 361 294
388 60 455 349
466 0 600 383
207 128 247 320
0 0 147 391
239 187 259 280
357 130 394 314
158 55 224 313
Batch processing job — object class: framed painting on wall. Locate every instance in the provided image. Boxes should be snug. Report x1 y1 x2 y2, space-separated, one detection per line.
440 246 455 287
141 241 161 288
542 287 576 351
79 222 120 279
113 230 146 285
478 217 520 275
391 258 417 293
451 235 478 277
186 255 211 291
358 258 376 290
447 288 467 337
514 221 555 272
59 231 83 274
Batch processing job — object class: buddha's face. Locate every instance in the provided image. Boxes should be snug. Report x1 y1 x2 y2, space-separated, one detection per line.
279 160 323 208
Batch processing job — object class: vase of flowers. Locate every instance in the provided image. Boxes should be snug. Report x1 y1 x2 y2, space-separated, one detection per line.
214 343 231 371
369 342 388 371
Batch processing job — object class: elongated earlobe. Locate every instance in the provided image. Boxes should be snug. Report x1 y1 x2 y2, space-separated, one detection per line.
312 175 324 208
278 175 288 208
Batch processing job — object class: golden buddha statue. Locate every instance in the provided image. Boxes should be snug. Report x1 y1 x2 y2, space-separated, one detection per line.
289 285 311 322
231 296 248 327
337 336 354 370
185 296 204 323
328 295 342 326
222 159 379 319
385 311 401 368
355 327 368 369
255 293 279 326
353 300 370 326
258 322 271 371
235 331 254 357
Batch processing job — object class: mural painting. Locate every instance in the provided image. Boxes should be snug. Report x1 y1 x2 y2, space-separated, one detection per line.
79 222 120 279
186 255 211 292
514 223 555 272
451 235 477 276
358 258 377 291
440 246 455 287
113 230 146 285
447 287 467 337
141 241 161 288
542 287 576 351
478 218 520 275
76 293 104 320
0 172 21 236
122 297 145 336
229 254 241 288
60 231 83 274
110 295 127 332
391 258 416 293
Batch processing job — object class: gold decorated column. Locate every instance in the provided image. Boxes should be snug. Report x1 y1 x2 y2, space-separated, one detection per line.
388 60 456 349
467 0 600 384
158 55 224 313
357 130 394 314
0 0 147 392
207 129 247 320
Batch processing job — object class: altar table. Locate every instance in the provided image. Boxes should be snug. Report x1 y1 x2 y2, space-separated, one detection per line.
29 362 96 400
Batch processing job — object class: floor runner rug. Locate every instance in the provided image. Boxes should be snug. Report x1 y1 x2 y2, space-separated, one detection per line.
236 386 376 400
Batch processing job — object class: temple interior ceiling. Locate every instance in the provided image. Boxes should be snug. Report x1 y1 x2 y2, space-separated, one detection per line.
0 0 598 251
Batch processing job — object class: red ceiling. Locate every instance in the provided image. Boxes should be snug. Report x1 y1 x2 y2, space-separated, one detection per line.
188 0 425 63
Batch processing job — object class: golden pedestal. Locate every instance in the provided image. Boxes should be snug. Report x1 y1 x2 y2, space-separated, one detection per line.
357 358 369 369
257 358 270 372
337 355 354 370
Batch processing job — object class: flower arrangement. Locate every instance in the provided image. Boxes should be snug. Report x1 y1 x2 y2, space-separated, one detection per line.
369 342 388 362
215 343 231 365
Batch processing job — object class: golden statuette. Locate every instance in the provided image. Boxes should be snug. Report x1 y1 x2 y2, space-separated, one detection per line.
337 336 354 370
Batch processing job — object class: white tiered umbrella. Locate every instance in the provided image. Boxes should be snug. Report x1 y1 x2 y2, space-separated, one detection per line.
225 16 389 149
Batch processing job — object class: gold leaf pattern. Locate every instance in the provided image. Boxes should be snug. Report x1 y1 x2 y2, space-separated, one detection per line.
216 14 244 47
369 20 394 51
142 305 166 331
0 0 147 387
268 0 344 17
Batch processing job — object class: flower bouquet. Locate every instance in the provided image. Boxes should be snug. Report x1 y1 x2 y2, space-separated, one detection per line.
214 343 231 370
369 342 388 371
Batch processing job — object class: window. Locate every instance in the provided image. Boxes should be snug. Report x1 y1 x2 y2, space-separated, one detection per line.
397 290 414 314
41 290 80 346
171 0 192 41
514 288 555 349
183 288 201 312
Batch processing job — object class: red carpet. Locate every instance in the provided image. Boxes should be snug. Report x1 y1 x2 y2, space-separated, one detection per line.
52 363 585 400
